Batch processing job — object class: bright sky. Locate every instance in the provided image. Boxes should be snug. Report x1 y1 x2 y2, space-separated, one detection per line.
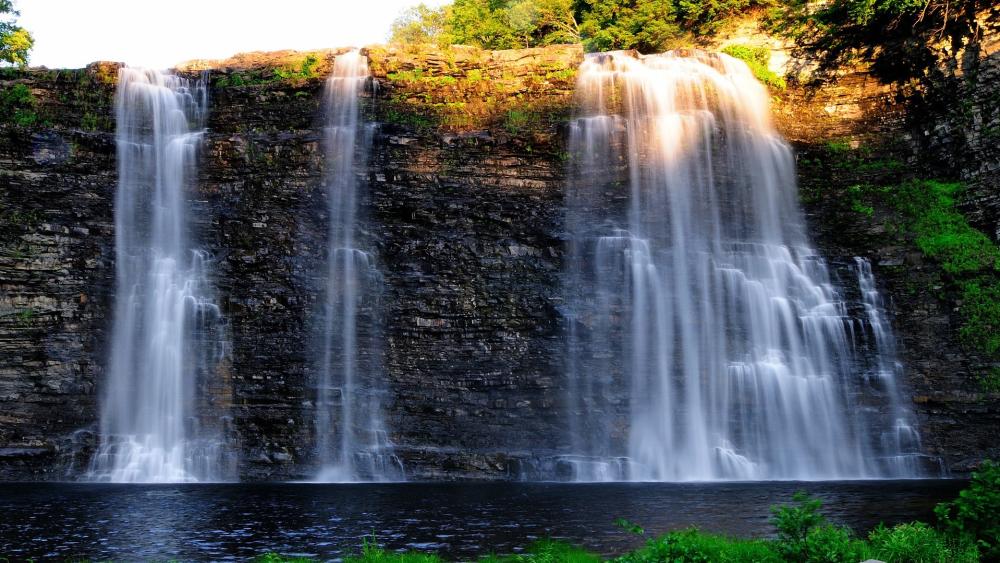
19 0 446 69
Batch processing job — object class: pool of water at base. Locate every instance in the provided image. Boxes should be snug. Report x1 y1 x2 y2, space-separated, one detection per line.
0 480 963 561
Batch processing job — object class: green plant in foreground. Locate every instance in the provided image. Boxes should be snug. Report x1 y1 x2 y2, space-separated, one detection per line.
867 521 978 563
771 491 825 558
936 460 1000 561
617 529 781 563
489 539 599 563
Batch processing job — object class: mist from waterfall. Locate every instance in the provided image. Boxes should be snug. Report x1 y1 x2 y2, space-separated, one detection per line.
561 51 930 481
90 68 229 483
314 50 403 482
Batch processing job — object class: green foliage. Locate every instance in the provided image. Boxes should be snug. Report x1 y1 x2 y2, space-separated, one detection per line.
346 537 444 563
613 518 645 536
0 82 36 125
844 0 933 26
383 107 437 130
979 368 1000 394
882 179 1000 365
0 0 33 67
483 539 600 563
895 180 1000 275
578 0 682 53
616 529 781 562
247 481 997 563
274 55 321 80
800 524 866 563
503 108 541 134
867 521 979 563
766 0 986 84
390 3 450 45
80 111 99 131
721 44 786 89
770 491 826 560
13 307 35 325
390 0 768 53
935 460 1000 560
435 0 581 49
959 282 1000 357
448 0 522 49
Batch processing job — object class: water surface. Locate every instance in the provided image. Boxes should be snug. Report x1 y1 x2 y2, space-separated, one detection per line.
0 480 961 561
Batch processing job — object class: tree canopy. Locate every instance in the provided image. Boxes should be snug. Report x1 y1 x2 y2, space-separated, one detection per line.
388 0 773 52
0 0 33 67
388 0 993 79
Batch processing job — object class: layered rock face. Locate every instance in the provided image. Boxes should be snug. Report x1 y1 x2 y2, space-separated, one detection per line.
0 39 996 480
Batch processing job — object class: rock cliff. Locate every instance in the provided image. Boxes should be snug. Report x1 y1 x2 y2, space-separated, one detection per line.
0 36 996 480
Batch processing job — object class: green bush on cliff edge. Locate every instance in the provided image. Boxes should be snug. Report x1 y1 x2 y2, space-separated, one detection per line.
721 44 787 90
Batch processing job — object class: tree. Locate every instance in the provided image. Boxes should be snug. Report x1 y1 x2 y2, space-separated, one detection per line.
578 0 683 53
0 0 32 67
448 0 520 49
516 0 581 45
388 0 762 53
389 3 450 45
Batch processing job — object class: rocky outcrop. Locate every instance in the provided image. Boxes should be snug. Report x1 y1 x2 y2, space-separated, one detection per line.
0 64 118 478
0 40 996 480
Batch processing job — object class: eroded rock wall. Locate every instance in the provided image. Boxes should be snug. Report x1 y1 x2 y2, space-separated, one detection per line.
0 40 996 480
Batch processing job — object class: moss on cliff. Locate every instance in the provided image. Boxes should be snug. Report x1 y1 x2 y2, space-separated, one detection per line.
366 44 582 137
848 178 1000 378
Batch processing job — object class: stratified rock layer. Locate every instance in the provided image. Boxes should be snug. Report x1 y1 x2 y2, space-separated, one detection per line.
0 39 997 480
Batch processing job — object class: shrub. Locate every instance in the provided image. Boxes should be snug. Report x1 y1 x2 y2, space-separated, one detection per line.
867 521 978 563
771 491 825 558
616 529 780 563
936 460 1000 560
0 82 37 125
800 524 866 563
721 44 786 90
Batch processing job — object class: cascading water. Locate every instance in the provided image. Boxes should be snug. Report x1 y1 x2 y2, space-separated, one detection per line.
90 68 229 483
561 51 929 481
314 50 403 482
853 257 936 477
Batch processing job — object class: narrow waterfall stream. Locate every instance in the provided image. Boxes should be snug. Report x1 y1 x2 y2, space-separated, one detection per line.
562 51 931 481
90 68 229 483
314 51 403 482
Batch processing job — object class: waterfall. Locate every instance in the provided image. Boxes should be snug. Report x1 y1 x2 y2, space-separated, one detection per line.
314 50 403 482
853 257 938 476
561 51 929 481
90 68 229 483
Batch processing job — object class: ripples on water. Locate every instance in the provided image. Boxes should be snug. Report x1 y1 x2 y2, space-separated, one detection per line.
0 480 962 561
